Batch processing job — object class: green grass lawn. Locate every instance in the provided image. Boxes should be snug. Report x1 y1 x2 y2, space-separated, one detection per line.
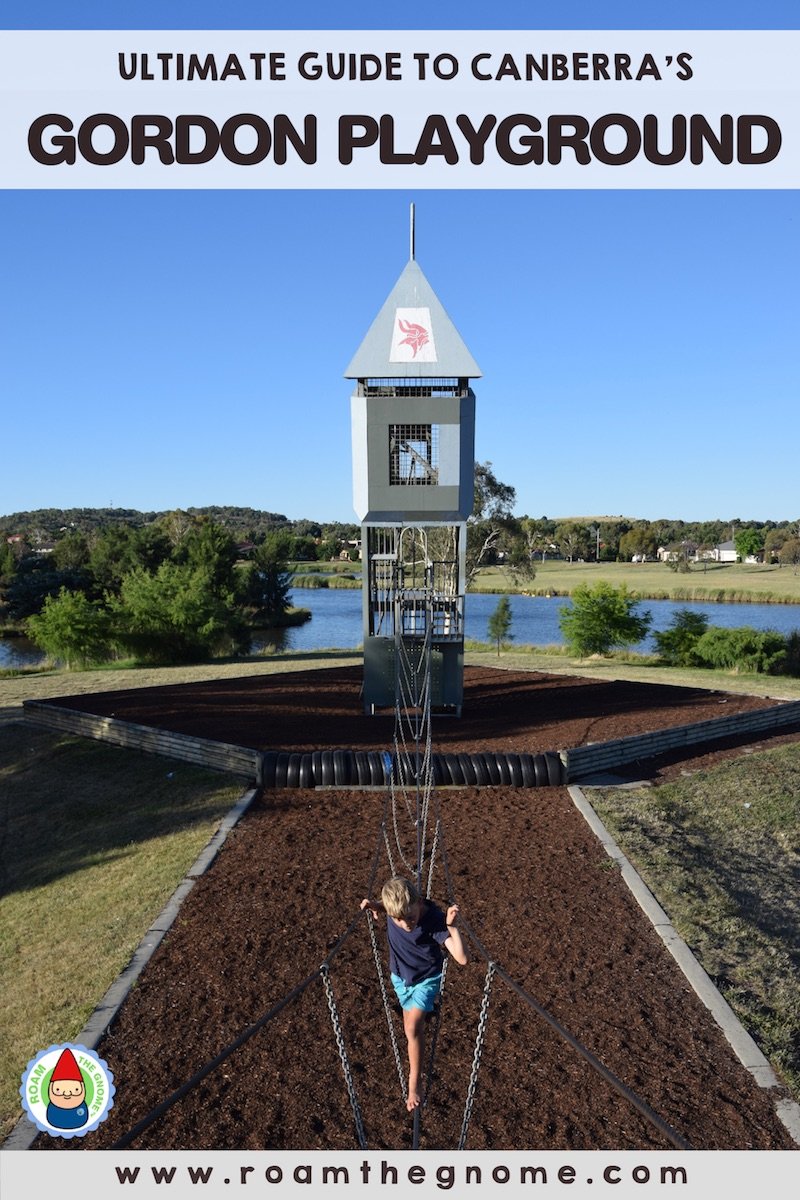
0 726 242 1141
464 643 800 701
589 744 800 1101
472 559 800 603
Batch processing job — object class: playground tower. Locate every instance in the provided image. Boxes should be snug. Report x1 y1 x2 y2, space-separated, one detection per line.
346 210 480 712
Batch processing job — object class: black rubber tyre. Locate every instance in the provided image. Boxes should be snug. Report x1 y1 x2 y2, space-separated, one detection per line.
320 751 335 787
274 752 290 789
333 749 350 786
545 751 563 786
298 755 313 789
495 754 512 786
533 754 548 788
431 755 447 786
472 754 490 786
286 753 301 789
458 753 478 786
508 754 524 787
260 751 278 788
519 753 535 788
445 753 465 785
368 751 385 786
354 752 371 786
484 754 502 786
311 751 323 788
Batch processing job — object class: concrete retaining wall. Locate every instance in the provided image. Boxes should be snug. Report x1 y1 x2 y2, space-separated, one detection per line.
561 699 800 780
23 701 259 779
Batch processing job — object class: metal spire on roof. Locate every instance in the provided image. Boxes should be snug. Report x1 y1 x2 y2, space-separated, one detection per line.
410 202 415 261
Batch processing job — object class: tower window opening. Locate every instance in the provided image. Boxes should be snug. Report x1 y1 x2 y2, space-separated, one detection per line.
389 424 439 485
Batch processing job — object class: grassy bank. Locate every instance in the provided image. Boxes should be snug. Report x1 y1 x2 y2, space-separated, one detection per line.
463 643 800 701
0 650 362 712
589 745 800 1100
0 726 243 1140
471 560 800 604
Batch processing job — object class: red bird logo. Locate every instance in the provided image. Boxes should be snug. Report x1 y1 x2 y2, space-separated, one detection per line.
397 318 429 357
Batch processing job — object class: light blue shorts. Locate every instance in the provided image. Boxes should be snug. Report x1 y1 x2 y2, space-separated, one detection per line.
391 972 443 1013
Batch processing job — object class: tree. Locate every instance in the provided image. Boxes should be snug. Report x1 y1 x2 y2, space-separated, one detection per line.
238 542 292 624
554 521 588 563
4 557 89 620
559 582 652 657
619 523 657 561
466 461 516 585
666 541 694 573
88 524 170 594
487 595 514 657
764 528 787 562
27 588 112 668
51 531 90 572
317 537 341 561
734 527 763 562
779 538 800 574
519 517 554 563
110 563 247 663
177 519 240 594
0 538 16 620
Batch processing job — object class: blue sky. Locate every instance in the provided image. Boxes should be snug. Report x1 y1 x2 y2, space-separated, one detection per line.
2 3 798 525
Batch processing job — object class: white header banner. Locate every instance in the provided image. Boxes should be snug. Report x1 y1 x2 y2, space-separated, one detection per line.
1 1149 799 1199
0 30 798 188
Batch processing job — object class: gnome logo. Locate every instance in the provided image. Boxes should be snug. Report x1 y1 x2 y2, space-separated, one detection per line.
20 1043 115 1138
46 1047 88 1130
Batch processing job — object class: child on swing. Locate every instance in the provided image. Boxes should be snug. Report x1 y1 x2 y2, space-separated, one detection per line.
361 876 468 1111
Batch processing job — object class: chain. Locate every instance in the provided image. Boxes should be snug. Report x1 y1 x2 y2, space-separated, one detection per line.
366 912 407 1098
320 964 368 1150
425 818 440 898
457 961 496 1150
382 822 396 877
422 958 448 1110
390 779 417 873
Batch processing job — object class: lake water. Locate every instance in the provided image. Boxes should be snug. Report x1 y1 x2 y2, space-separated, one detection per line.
4 589 800 668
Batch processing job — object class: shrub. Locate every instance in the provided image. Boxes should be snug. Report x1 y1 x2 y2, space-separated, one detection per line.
109 564 248 663
487 595 514 656
654 609 710 666
27 588 112 668
693 626 787 674
292 574 328 588
782 631 800 677
559 582 652 657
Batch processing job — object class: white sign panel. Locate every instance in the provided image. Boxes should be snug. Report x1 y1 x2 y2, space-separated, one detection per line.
0 30 798 187
390 308 438 362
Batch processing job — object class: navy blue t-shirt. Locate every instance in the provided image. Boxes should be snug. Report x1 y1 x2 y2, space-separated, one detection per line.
387 900 450 985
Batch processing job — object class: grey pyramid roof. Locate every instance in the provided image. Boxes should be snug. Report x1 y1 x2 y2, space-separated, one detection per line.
344 259 482 379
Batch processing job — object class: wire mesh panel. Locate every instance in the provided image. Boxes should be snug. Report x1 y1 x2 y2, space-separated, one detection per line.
389 424 439 486
363 523 466 710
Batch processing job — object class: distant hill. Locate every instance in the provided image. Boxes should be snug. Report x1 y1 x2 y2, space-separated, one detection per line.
0 506 293 538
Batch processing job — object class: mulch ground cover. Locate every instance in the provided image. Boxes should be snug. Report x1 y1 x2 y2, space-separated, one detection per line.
39 664 785 760
33 667 798 1151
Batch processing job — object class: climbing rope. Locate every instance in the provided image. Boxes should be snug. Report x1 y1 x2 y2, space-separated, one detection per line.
457 961 496 1150
321 963 368 1150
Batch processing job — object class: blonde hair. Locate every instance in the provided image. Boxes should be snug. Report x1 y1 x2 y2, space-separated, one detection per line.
381 877 420 920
